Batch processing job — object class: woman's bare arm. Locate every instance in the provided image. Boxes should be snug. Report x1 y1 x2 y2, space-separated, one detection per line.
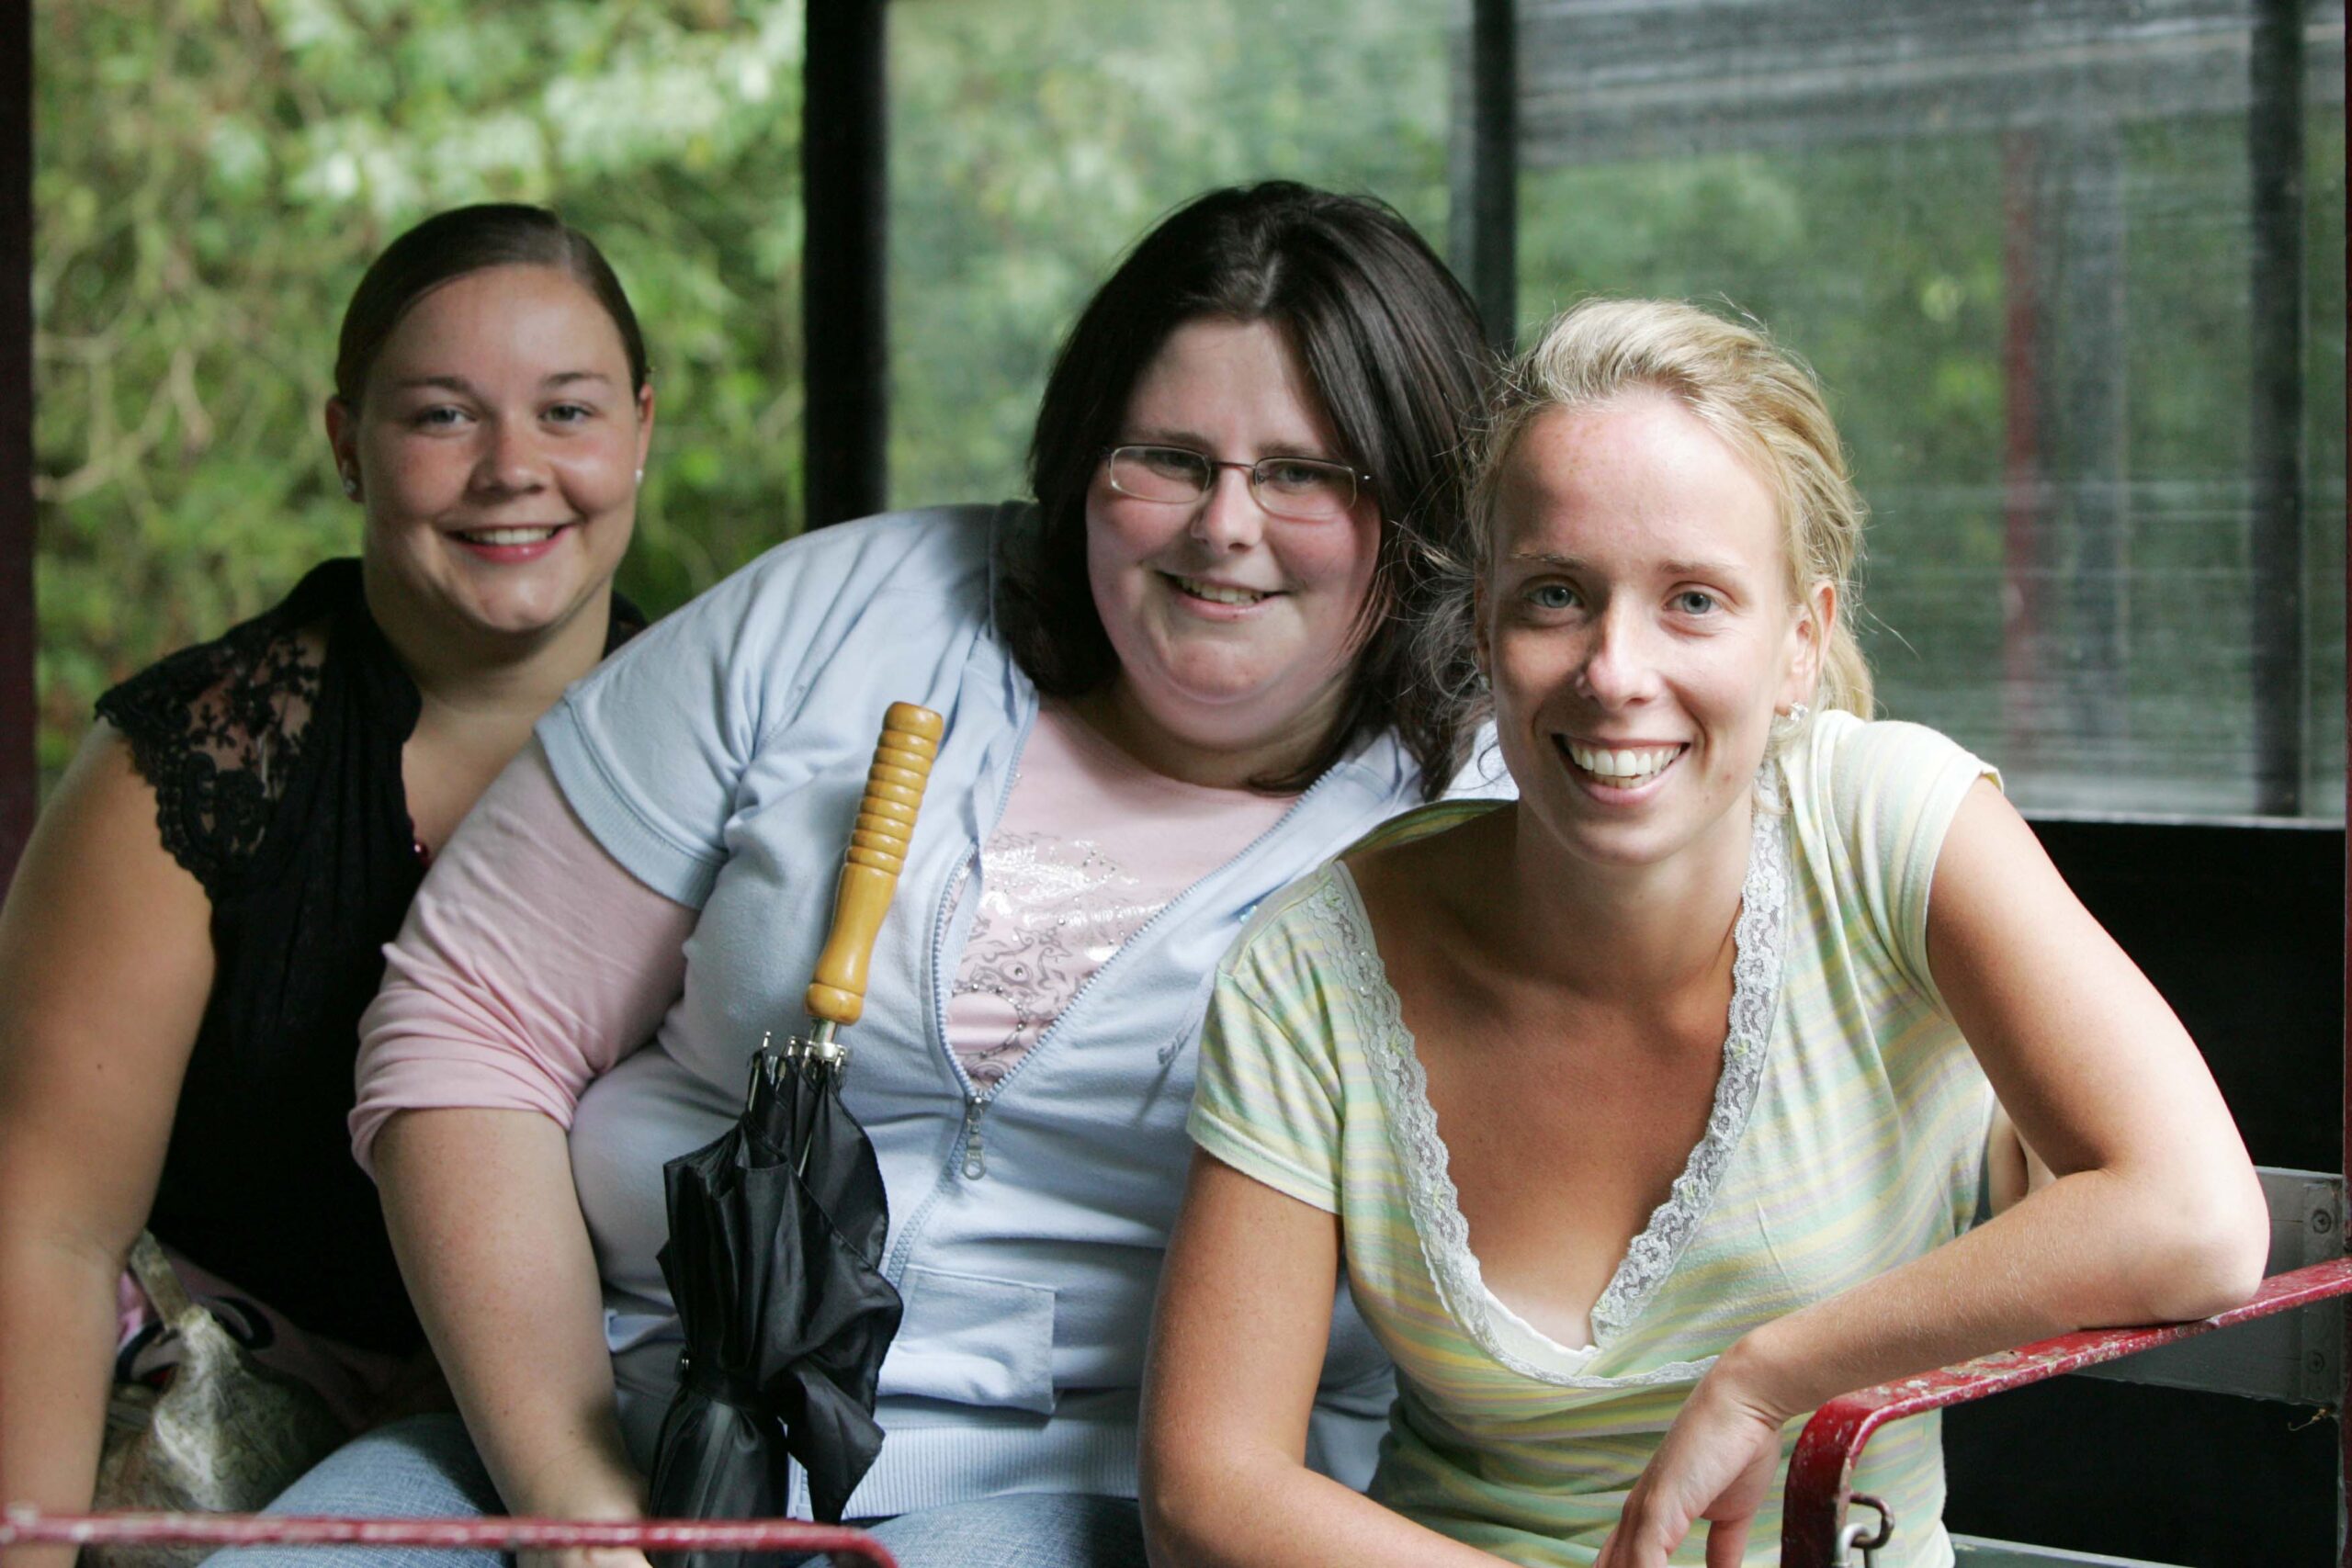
1597 782 2267 1567
0 728 216 1555
360 750 695 1568
1140 1151 1498 1568
374 1108 647 1551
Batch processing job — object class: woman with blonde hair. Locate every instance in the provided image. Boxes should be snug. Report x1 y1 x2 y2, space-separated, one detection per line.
1141 297 2263 1567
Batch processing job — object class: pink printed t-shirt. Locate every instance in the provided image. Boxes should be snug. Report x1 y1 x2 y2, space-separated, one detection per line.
945 699 1294 1091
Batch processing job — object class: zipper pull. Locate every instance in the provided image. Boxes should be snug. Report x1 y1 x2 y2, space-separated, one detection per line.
961 1096 987 1179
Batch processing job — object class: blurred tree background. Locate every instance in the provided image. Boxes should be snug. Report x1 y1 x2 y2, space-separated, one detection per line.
33 0 808 778
31 0 1456 784
31 0 2347 814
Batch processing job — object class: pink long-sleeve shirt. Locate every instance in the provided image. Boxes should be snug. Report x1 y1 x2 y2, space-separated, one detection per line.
350 741 693 1170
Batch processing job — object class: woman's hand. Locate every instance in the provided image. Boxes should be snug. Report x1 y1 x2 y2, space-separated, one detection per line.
497 1416 651 1568
377 1110 651 1568
1593 1355 1790 1568
523 1553 655 1568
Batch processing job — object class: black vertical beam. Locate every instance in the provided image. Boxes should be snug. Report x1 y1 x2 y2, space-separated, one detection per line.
2340 5 2350 1553
803 0 888 530
2246 0 2306 816
0 0 34 886
1468 0 1518 356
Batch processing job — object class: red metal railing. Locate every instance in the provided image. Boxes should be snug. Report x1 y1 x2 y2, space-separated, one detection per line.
1780 1257 2352 1567
0 1508 895 1566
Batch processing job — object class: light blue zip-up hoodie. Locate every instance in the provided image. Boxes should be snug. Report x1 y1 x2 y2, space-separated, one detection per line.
538 505 1473 1517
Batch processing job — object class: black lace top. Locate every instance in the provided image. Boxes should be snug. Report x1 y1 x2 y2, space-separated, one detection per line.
96 558 640 1353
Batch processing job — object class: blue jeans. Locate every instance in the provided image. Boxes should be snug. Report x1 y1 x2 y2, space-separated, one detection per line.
203 1413 1147 1568
203 1416 499 1568
850 1495 1144 1568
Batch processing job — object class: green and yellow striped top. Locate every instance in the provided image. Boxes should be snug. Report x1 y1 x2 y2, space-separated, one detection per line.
1189 713 1998 1567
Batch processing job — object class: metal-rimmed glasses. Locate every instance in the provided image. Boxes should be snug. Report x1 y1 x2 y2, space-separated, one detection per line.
1101 444 1369 523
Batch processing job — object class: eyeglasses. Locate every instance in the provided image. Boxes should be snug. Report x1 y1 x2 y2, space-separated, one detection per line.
1101 445 1368 523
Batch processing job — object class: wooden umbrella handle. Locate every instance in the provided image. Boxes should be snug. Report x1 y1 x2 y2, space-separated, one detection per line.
806 702 946 1026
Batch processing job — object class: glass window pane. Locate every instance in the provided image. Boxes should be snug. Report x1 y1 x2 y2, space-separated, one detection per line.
1512 0 2346 819
888 0 1457 510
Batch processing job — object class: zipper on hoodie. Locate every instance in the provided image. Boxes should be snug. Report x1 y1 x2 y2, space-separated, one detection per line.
882 703 1035 1280
959 1095 987 1179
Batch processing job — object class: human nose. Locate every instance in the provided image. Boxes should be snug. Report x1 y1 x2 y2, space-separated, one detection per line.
1188 465 1266 553
1577 604 1657 708
469 416 550 496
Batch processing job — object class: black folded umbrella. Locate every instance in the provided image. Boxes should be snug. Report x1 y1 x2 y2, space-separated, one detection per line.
650 1042 902 1534
648 702 944 1558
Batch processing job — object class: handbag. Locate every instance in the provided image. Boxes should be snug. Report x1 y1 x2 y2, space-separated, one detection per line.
89 1233 349 1568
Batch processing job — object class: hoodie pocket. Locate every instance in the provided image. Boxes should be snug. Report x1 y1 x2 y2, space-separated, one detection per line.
879 1265 1057 1415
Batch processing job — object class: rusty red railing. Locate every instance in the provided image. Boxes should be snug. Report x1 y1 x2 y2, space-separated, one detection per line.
1780 1256 2352 1567
0 1508 895 1566
14 1265 2352 1566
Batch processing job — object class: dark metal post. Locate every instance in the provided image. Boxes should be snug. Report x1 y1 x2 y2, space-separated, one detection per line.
1468 0 1518 356
0 0 35 886
2333 8 2352 1561
803 0 888 529
2246 0 2306 817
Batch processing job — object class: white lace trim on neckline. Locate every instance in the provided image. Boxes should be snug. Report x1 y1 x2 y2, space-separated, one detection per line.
1323 787 1792 1388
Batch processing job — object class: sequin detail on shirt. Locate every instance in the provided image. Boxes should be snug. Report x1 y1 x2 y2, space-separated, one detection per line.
952 832 1166 1089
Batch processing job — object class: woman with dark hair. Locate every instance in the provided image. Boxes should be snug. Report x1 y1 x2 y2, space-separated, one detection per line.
1010 181 1490 793
228 182 1493 1568
0 203 654 1532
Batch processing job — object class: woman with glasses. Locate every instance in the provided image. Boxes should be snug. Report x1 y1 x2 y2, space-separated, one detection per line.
212 183 1496 1568
1139 299 2263 1567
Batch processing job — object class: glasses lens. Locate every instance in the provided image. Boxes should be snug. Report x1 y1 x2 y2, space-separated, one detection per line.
1107 446 1210 502
1251 458 1357 521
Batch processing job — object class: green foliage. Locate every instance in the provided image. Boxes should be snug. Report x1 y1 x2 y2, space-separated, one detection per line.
33 0 2346 814
33 0 1462 782
33 0 808 775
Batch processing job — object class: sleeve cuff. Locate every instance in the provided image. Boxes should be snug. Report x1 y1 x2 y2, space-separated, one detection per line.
539 699 725 908
1188 1105 1341 1214
348 1055 580 1179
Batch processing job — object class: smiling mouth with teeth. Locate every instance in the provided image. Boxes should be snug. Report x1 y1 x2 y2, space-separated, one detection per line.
1167 573 1271 607
1558 738 1685 787
453 525 567 546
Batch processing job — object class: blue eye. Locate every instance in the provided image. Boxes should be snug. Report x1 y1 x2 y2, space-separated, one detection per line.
546 402 594 424
1527 583 1577 611
1674 590 1719 615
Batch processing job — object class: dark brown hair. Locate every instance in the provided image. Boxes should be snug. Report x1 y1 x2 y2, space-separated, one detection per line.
1008 182 1493 798
334 204 649 407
